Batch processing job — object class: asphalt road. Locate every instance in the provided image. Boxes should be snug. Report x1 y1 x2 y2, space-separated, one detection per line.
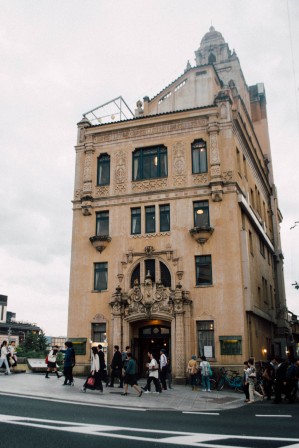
0 394 299 447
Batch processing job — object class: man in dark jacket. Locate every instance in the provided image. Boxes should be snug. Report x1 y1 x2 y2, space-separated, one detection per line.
108 345 123 388
98 344 108 386
273 357 288 404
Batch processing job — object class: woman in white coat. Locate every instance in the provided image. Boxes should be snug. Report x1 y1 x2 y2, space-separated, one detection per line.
0 341 11 375
82 347 103 392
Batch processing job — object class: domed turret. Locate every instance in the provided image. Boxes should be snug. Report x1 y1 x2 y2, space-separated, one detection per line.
200 26 225 47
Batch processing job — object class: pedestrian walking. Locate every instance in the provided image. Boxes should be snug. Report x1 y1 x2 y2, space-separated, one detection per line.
142 351 162 393
0 341 11 375
159 348 168 390
108 345 123 388
62 341 76 386
273 357 288 404
82 347 103 393
7 341 17 369
243 360 250 402
247 358 263 403
199 355 212 392
98 344 108 386
262 362 275 400
187 355 198 390
121 352 143 397
45 345 62 379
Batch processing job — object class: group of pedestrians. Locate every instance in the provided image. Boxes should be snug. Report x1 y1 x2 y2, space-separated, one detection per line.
242 356 299 404
186 355 212 391
44 340 76 386
142 349 172 393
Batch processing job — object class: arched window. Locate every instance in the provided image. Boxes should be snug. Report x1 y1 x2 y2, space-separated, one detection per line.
130 263 140 287
192 140 207 174
130 259 172 288
208 53 216 64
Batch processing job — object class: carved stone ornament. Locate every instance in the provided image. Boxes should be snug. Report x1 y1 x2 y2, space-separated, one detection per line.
89 235 112 253
189 226 214 244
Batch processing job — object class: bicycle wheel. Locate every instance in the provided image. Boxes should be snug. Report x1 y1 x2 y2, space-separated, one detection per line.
217 377 225 391
209 379 216 390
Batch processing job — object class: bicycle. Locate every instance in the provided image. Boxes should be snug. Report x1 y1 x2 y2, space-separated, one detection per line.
216 368 243 392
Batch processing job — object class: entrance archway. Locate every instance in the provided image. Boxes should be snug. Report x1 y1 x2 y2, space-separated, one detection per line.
132 322 171 377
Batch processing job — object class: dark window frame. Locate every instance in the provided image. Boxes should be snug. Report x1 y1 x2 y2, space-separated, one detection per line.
195 255 212 286
193 200 210 227
132 145 168 181
96 211 109 236
145 205 156 234
192 140 208 174
159 204 170 232
131 207 141 235
94 262 108 291
97 153 110 186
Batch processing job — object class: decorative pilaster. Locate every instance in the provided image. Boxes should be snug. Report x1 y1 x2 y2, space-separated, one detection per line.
173 286 186 381
110 287 124 349
208 115 223 201
83 143 94 194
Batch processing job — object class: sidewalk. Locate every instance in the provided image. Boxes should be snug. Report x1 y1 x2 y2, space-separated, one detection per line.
0 372 246 412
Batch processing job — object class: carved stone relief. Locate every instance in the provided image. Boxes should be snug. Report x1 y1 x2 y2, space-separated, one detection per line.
132 179 168 192
209 132 220 165
83 151 93 182
95 118 208 144
192 174 209 185
223 171 233 182
95 186 110 197
172 142 186 176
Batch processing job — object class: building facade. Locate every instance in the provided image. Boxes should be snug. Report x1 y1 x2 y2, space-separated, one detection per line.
67 27 290 378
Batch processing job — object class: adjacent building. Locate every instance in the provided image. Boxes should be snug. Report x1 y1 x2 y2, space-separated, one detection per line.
67 27 290 378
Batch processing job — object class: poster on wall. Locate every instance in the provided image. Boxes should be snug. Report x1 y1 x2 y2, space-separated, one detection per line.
204 346 213 358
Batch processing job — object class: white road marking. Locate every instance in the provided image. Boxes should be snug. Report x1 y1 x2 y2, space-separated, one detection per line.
182 411 220 415
255 414 292 418
0 414 299 447
0 391 146 412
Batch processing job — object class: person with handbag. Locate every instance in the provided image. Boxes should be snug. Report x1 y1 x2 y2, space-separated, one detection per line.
199 355 212 392
45 345 62 379
82 347 103 393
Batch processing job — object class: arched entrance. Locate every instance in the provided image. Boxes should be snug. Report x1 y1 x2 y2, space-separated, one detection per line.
134 323 171 376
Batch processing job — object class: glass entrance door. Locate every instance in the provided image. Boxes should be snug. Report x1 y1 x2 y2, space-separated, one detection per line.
137 325 170 377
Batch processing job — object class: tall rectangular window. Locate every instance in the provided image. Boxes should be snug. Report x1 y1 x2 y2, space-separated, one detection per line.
132 145 168 181
192 140 207 174
197 321 215 358
145 206 156 233
96 211 109 236
97 153 110 186
159 204 170 232
193 201 210 227
94 262 108 291
195 255 212 285
92 323 107 343
131 208 141 235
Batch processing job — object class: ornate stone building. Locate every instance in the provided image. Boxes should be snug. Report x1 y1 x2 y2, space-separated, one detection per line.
67 27 290 378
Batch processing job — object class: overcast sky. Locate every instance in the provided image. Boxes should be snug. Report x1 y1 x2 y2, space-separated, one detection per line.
1 0 298 336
